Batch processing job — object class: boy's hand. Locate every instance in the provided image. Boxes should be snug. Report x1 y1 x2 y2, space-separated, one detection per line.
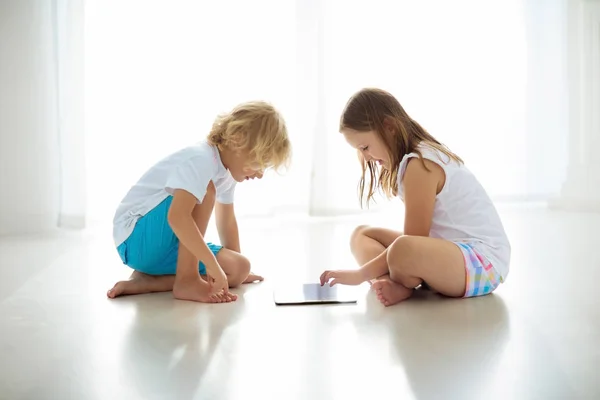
320 269 364 287
208 267 229 294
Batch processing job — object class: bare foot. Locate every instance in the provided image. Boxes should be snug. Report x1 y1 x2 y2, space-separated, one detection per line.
243 271 264 284
107 271 174 299
214 291 239 302
371 276 413 307
173 276 237 303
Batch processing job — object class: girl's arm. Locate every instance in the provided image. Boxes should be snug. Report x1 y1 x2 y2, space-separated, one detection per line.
215 202 241 253
167 189 223 277
358 158 441 282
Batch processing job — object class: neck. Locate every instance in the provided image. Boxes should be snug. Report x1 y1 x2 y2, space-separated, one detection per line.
218 146 234 170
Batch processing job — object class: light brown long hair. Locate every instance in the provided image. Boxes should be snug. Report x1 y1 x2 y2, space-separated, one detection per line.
340 88 462 207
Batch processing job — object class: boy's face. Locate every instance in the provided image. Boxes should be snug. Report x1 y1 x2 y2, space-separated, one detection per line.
341 128 391 170
226 148 265 182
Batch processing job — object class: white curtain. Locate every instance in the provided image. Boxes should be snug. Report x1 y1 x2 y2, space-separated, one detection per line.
85 0 309 223
0 0 84 235
85 0 571 223
319 0 569 214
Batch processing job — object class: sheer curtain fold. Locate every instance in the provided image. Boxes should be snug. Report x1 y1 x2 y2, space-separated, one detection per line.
83 0 571 224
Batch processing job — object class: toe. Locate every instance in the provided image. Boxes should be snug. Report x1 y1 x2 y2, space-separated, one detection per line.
107 283 123 298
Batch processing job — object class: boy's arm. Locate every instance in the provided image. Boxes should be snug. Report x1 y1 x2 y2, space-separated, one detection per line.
215 202 241 252
168 189 224 278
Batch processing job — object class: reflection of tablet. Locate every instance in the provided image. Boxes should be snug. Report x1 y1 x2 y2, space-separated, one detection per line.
273 283 359 305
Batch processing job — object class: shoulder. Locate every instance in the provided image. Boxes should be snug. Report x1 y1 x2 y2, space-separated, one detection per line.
177 143 216 167
403 157 444 186
400 150 446 196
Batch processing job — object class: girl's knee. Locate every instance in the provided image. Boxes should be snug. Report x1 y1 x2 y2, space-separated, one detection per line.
350 224 370 249
387 236 420 281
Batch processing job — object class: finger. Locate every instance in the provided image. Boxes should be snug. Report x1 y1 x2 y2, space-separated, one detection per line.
320 271 328 286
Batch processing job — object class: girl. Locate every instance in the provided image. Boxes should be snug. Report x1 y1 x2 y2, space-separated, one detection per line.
107 101 291 303
320 88 510 306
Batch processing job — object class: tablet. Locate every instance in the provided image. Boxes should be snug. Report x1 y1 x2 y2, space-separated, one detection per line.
273 283 359 305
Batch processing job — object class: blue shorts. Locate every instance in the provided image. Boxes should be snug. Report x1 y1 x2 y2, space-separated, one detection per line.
116 196 222 276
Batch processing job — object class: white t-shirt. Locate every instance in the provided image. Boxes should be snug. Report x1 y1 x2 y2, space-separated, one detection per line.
112 141 236 247
397 144 511 279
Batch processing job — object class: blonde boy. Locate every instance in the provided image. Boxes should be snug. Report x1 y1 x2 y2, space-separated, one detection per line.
107 101 290 303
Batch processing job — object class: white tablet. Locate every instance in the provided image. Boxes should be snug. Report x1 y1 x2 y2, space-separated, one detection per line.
273 283 359 305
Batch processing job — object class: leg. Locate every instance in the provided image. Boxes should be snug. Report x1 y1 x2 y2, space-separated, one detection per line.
350 225 403 266
107 271 175 298
349 225 415 305
214 248 253 288
373 235 466 306
172 241 236 302
173 182 236 302
108 245 233 303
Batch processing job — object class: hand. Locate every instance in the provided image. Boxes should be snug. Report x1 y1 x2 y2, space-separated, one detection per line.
320 269 364 287
207 267 229 294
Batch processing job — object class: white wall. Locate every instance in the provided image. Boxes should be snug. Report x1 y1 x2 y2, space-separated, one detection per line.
0 0 60 235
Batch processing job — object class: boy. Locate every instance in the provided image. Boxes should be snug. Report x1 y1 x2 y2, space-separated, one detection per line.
107 101 291 303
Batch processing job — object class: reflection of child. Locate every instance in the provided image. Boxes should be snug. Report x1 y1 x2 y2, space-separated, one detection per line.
107 101 291 303
320 88 510 306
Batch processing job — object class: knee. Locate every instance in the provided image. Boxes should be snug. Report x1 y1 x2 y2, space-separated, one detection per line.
228 255 251 288
350 225 370 250
387 235 417 276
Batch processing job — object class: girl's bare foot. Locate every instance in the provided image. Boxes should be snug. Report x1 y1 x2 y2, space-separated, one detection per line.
107 271 174 298
371 276 413 307
243 271 264 284
173 276 237 303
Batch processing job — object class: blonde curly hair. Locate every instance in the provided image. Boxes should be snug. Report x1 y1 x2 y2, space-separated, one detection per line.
207 101 291 171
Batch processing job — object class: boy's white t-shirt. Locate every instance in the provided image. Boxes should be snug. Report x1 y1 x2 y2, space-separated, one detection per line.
397 144 511 280
112 141 236 247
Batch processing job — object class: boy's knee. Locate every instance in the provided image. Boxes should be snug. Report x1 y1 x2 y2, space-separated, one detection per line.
228 255 251 288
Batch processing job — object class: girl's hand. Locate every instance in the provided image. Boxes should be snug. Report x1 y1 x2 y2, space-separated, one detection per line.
320 269 364 287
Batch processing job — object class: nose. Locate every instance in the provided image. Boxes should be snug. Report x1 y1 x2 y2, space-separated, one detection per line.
362 151 373 162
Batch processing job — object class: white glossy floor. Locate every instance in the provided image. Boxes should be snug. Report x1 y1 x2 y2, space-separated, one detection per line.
1 205 599 400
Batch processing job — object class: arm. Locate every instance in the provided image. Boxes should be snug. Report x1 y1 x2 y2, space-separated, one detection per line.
358 158 441 282
215 202 241 253
401 158 440 237
167 189 222 277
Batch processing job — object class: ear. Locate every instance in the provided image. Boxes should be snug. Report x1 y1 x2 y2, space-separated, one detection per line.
382 118 395 135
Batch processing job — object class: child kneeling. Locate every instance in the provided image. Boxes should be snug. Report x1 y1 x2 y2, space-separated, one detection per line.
107 101 291 303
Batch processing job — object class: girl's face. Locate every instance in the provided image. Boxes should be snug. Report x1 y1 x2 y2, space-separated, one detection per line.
341 128 391 169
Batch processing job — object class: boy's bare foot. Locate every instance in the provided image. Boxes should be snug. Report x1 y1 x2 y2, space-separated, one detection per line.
243 271 264 284
173 276 238 303
107 271 174 298
371 276 413 307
